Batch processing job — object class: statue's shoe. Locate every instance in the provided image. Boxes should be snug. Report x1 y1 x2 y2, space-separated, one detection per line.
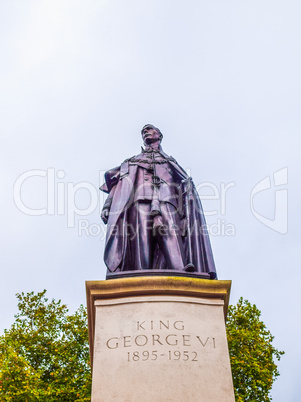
184 264 196 272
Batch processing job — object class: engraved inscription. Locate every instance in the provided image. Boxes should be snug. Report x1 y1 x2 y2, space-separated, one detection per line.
137 320 185 331
105 320 217 361
126 350 199 362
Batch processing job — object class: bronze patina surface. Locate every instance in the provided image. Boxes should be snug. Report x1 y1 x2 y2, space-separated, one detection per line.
100 124 217 279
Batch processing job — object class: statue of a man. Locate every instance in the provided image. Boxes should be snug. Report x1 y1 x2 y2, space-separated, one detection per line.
100 124 217 279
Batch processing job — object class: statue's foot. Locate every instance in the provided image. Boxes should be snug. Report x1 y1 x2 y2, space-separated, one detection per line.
184 264 196 272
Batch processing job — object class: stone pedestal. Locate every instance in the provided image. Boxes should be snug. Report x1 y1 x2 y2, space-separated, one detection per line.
86 277 235 402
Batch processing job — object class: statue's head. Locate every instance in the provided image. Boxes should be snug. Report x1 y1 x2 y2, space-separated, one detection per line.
141 124 163 145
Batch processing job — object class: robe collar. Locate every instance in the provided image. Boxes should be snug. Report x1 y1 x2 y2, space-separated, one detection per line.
141 144 163 153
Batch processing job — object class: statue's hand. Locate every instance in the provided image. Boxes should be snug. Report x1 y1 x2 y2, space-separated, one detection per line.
101 208 110 225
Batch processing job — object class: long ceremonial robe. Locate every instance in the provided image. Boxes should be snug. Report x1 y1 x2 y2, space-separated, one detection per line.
100 149 217 279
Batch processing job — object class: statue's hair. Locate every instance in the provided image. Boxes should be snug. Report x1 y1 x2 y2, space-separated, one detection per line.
141 124 163 141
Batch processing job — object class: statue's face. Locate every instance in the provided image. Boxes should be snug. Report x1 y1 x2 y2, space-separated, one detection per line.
142 125 161 144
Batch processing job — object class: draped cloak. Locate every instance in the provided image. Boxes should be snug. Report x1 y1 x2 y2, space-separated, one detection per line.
100 149 217 279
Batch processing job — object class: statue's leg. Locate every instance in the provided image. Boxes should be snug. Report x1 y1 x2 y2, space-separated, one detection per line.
156 202 185 271
128 202 154 270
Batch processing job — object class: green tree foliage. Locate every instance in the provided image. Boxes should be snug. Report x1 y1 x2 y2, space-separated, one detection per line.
227 297 284 402
0 290 91 401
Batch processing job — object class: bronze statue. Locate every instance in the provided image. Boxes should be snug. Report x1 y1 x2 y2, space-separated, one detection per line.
100 124 217 279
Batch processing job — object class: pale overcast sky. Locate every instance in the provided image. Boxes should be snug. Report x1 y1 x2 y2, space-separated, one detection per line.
1 1 300 400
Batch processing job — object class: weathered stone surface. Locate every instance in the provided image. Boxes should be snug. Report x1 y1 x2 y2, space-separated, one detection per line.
86 278 235 402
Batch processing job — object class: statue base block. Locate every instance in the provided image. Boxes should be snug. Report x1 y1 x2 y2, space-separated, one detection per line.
86 277 235 402
106 269 212 280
